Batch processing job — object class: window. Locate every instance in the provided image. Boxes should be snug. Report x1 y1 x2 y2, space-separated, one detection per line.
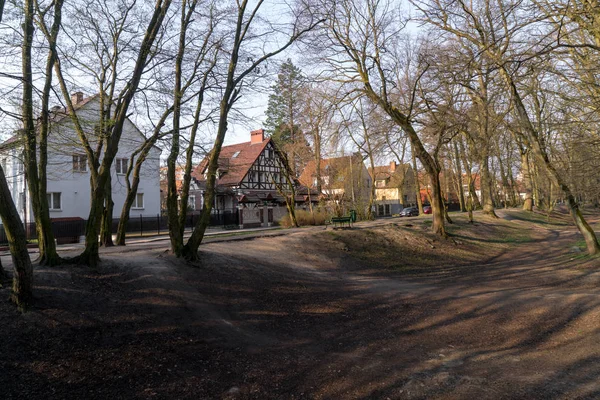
376 179 386 188
73 154 87 172
115 158 128 175
46 192 61 210
133 193 144 209
385 204 391 215
18 162 24 174
232 151 241 158
264 148 272 159
19 192 25 211
188 195 196 210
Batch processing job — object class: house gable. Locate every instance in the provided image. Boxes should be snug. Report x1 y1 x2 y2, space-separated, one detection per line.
239 140 288 190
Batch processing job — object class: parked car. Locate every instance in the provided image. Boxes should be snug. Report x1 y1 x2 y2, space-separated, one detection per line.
399 207 419 217
423 206 432 214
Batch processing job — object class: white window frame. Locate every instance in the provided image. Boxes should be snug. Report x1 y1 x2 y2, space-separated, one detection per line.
47 192 62 211
115 158 128 175
19 192 25 211
188 195 196 210
133 193 144 209
73 154 87 173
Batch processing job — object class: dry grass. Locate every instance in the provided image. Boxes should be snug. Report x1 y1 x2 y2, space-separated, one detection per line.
311 211 557 276
279 209 330 228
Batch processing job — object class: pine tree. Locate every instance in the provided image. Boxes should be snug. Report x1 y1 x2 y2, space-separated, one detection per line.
264 59 306 174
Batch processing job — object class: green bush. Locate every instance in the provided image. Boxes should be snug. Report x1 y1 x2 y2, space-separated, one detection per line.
279 209 329 228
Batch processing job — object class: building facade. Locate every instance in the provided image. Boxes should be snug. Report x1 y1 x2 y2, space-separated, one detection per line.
0 93 161 225
370 161 416 216
299 153 373 216
192 129 308 228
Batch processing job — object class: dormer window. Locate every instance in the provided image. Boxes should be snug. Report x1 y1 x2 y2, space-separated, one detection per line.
73 154 87 173
232 151 241 158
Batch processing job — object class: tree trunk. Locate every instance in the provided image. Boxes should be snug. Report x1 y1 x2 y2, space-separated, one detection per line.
480 154 498 217
0 256 7 282
314 127 322 195
0 166 33 311
459 135 481 209
521 150 534 211
452 141 466 211
182 96 231 261
411 146 424 214
115 174 140 246
32 0 64 266
429 171 447 236
166 0 196 256
100 176 114 247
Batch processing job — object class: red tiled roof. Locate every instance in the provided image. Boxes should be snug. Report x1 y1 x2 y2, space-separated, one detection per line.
368 163 411 188
192 137 270 186
0 133 22 150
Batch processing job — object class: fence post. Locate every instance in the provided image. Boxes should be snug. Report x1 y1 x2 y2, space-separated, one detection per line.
157 214 160 235
140 214 143 237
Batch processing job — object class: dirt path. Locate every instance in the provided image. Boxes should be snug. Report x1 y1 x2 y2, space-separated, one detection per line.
1 211 600 399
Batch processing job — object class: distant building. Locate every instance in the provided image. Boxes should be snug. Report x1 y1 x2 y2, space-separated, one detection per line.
159 166 202 214
299 153 372 215
369 161 416 216
0 92 161 224
192 129 311 228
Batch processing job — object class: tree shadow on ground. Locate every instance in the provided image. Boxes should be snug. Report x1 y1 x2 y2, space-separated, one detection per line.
1 215 600 399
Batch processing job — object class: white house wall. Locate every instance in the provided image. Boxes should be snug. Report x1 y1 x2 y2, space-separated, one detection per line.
1 97 161 223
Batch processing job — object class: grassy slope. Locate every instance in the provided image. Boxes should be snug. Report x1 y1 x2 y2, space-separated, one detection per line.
311 209 592 276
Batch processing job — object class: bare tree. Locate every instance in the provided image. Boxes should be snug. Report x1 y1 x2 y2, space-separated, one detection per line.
414 0 600 254
320 0 449 236
45 0 174 266
181 0 324 260
164 0 220 256
0 164 33 311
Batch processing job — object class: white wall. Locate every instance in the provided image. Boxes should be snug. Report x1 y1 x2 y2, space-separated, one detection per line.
0 97 162 223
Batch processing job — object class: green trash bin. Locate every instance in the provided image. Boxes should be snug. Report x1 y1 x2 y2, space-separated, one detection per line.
350 209 357 222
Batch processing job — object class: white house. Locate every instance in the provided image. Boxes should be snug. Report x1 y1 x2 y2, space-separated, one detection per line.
0 93 161 224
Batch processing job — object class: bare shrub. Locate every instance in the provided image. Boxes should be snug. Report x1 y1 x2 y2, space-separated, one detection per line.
279 209 329 228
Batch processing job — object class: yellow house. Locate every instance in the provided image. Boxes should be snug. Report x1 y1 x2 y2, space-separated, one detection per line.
369 162 416 216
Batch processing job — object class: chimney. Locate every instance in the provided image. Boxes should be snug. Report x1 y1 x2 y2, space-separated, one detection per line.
390 161 397 172
250 128 264 145
71 92 84 105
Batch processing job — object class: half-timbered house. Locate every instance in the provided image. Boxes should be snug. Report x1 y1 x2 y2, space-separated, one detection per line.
192 129 312 228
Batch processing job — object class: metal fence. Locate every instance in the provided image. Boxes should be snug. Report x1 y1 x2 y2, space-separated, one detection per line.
0 208 240 245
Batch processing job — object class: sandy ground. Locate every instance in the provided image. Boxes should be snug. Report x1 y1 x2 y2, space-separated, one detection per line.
1 209 600 399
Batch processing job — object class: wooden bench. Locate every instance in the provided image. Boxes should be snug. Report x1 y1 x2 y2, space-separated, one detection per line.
327 216 352 229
